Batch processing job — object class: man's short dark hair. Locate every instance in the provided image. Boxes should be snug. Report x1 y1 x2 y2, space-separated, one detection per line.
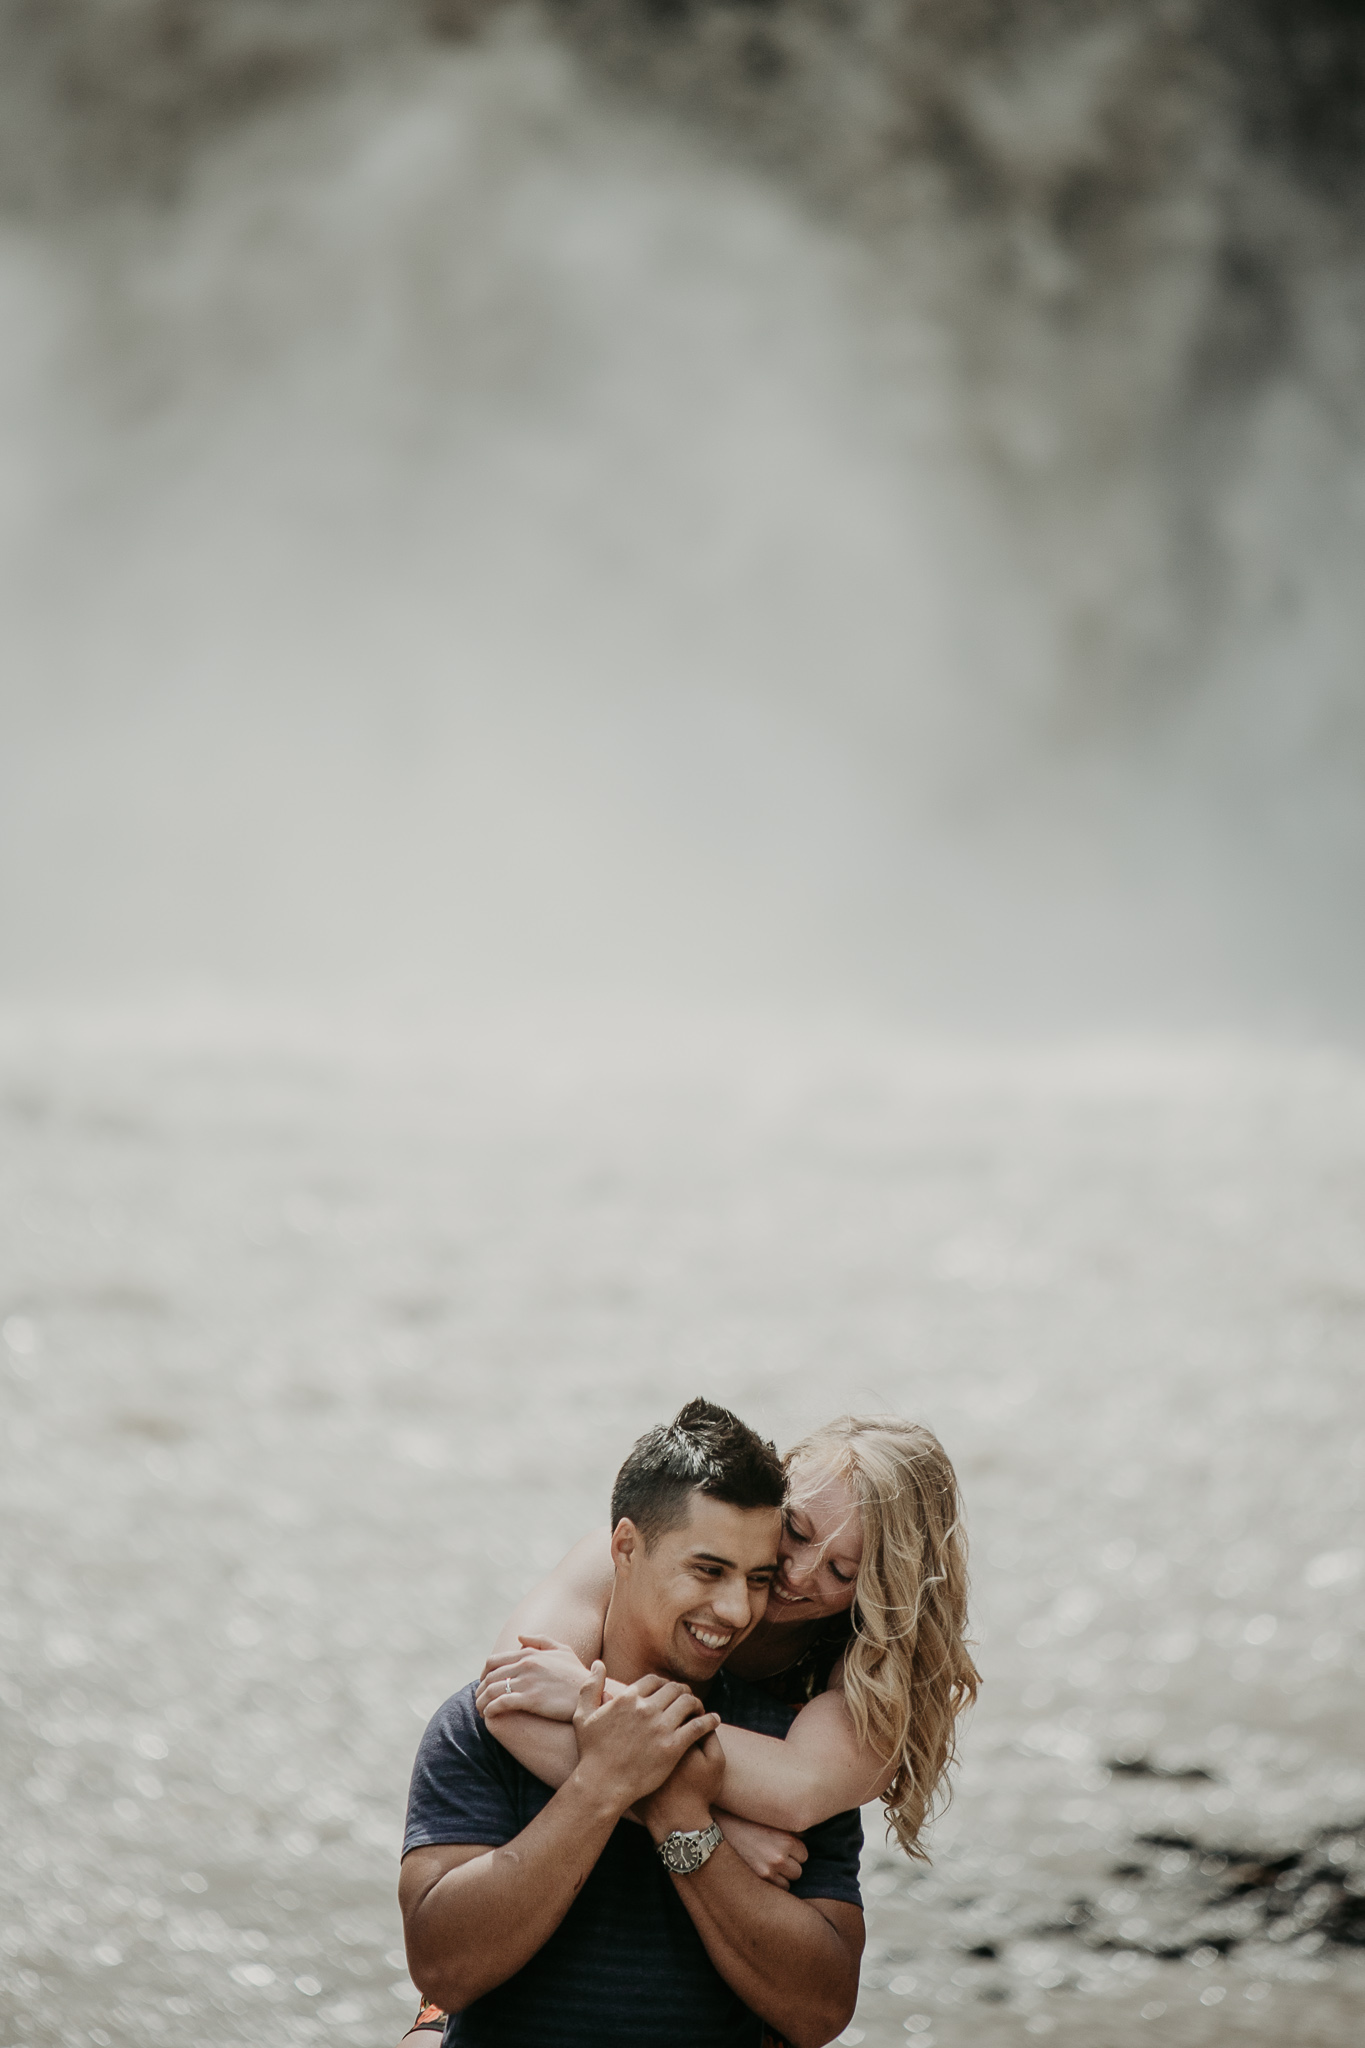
610 1397 785 1547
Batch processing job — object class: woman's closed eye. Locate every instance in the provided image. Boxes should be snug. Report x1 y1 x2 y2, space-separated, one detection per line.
786 1516 852 1581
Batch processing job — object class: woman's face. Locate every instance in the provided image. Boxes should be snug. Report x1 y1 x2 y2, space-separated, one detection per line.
769 1465 863 1624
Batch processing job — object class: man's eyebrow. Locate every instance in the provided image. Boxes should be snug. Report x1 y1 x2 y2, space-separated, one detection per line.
687 1549 779 1573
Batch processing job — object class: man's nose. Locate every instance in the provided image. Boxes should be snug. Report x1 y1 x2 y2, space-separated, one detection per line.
712 1577 754 1628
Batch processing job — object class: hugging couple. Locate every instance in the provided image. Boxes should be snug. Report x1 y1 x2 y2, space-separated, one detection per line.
398 1399 978 2048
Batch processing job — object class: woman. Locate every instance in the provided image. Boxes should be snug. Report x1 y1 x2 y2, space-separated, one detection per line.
399 1413 977 2042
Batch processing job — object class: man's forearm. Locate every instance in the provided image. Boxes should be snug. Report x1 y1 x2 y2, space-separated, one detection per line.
637 1735 862 2047
665 1844 860 2048
404 1770 621 2009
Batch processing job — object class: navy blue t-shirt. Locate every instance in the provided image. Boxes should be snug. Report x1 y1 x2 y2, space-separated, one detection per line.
403 1670 864 2048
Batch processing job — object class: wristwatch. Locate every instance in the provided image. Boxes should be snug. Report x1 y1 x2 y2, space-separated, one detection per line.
656 1819 723 1875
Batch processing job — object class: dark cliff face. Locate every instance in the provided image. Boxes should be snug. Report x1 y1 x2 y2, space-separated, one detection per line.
8 1 1365 218
6 2 1362 406
0 0 399 207
1229 0 1365 200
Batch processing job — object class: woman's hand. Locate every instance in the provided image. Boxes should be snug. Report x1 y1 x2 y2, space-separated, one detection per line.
714 1809 809 1890
476 1637 591 1722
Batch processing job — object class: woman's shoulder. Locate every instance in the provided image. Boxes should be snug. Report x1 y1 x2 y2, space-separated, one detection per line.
557 1527 614 1582
536 1528 614 1613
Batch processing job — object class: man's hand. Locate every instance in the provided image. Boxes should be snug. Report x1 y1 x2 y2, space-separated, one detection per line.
572 1665 720 1813
477 1637 590 1722
714 1810 809 1890
636 1726 726 1840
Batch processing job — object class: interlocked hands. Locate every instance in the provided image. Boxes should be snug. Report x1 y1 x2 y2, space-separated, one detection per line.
572 1663 721 1811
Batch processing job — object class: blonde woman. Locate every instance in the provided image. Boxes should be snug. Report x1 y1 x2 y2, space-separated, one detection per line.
399 1413 978 2045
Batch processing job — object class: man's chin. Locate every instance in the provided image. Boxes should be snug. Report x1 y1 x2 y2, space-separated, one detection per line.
649 1643 709 1686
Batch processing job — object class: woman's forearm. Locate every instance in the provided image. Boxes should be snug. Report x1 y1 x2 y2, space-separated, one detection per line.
710 1726 832 1831
483 1681 630 1788
714 1693 893 1832
482 1710 578 1788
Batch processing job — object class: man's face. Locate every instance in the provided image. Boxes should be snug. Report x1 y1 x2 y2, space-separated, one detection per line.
610 1493 781 1686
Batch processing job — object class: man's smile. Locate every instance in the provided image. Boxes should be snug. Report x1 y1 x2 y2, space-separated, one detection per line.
682 1620 733 1656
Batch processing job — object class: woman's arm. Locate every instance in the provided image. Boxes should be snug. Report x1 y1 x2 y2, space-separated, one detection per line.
475 1528 615 1788
477 1642 606 1787
712 1687 895 1833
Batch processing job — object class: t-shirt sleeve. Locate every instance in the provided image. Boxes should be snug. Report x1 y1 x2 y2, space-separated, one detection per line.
791 1804 864 1909
403 1685 521 1856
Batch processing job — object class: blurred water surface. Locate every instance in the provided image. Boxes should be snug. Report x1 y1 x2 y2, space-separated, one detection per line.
2 1020 1363 2047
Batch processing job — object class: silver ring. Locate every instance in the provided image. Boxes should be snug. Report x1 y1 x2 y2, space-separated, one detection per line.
504 1678 514 1697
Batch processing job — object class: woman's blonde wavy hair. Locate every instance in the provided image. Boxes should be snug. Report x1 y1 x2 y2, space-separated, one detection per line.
785 1414 979 1860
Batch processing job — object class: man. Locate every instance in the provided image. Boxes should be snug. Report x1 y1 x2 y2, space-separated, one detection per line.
399 1399 865 2048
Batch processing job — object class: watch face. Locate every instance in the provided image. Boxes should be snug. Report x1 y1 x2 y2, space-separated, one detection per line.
661 1824 719 1874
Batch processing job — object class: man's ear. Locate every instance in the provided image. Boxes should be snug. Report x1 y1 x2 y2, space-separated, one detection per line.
609 1517 640 1573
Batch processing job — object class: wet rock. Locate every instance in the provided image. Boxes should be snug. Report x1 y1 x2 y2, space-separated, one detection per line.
1046 1818 1365 1961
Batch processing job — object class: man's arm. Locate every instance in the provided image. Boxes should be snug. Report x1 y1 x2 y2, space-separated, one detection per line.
401 1799 613 2011
400 1668 718 2013
638 1736 864 2048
